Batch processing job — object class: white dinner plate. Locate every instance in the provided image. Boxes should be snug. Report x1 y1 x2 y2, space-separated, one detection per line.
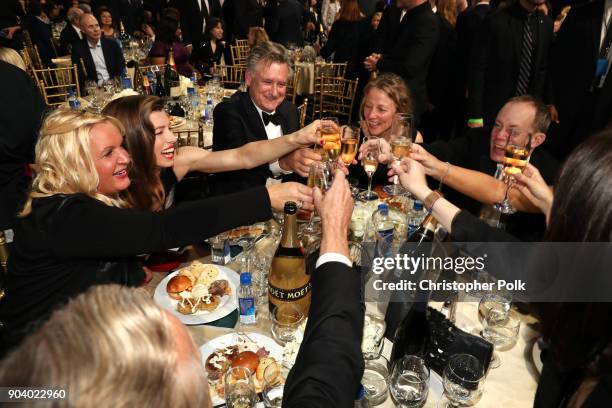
153 265 239 325
200 332 283 406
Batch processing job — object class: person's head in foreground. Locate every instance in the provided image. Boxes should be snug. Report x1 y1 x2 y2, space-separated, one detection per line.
0 284 211 407
360 73 413 139
246 41 292 113
489 95 551 163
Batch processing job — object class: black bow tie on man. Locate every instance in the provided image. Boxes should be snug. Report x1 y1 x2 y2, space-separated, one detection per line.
262 111 281 126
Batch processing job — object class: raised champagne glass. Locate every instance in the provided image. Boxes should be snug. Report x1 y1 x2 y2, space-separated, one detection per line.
495 130 532 214
383 113 413 196
358 131 381 201
320 117 341 164
340 125 360 166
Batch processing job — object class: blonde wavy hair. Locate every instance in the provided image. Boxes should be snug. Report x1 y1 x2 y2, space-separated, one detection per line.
20 109 128 216
0 285 211 408
360 73 413 137
0 47 27 71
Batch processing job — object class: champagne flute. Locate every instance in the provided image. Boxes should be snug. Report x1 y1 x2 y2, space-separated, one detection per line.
320 117 341 163
340 124 360 166
358 132 381 201
495 129 532 214
303 161 330 236
383 113 413 196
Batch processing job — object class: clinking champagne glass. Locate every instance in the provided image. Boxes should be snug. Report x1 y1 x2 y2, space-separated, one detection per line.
384 113 413 196
320 117 341 164
495 129 532 214
340 125 360 166
303 161 331 235
358 131 381 201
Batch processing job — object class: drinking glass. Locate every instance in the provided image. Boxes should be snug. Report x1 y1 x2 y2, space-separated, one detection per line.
482 308 521 369
362 355 390 406
495 129 532 214
383 113 413 196
224 367 257 408
438 354 485 408
477 293 511 327
320 117 341 163
270 303 305 345
340 125 360 166
262 362 287 407
358 129 381 201
209 232 230 265
389 355 430 408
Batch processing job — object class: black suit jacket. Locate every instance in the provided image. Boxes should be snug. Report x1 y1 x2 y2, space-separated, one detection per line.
107 0 146 35
25 16 56 64
467 2 553 124
177 0 222 47
455 4 490 93
375 3 439 122
547 0 612 159
71 38 126 84
264 0 307 47
211 91 299 196
224 0 263 41
283 261 365 408
320 19 368 79
59 24 81 56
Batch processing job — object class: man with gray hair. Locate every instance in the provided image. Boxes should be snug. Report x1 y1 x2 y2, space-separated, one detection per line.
59 6 84 55
211 41 321 196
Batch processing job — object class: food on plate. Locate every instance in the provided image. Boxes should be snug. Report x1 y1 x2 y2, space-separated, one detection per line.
166 275 193 300
231 351 260 373
205 345 239 380
227 225 265 239
256 357 279 382
165 262 231 315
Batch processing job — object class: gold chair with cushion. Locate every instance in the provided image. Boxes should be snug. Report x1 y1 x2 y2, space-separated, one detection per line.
33 64 81 108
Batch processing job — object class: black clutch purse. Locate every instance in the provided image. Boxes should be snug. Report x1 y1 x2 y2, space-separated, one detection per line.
425 307 494 376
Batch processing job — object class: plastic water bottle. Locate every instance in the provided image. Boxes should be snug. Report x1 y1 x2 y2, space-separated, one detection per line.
372 203 395 258
407 200 426 237
68 89 80 110
121 68 132 89
238 272 257 325
147 71 157 95
204 94 214 125
187 87 200 120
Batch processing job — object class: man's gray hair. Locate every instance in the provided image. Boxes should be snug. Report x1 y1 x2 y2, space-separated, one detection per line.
78 3 92 14
246 41 292 77
67 7 83 24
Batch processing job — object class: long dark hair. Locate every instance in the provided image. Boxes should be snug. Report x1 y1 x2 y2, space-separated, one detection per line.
102 95 166 211
536 130 612 379
206 17 224 41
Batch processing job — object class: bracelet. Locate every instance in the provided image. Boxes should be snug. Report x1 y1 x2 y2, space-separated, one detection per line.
423 190 443 212
439 162 451 188
468 118 484 126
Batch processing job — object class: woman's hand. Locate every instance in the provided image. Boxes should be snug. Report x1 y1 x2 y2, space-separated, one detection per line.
292 119 322 146
358 137 392 164
514 164 553 223
266 182 314 211
388 158 432 201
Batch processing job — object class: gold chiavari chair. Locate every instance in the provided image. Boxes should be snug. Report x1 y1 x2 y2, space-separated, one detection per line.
316 76 359 123
174 123 210 149
235 39 249 48
0 230 9 301
310 62 348 119
230 44 251 66
297 98 308 128
22 30 44 70
216 64 247 89
285 68 301 104
19 49 36 79
33 64 81 108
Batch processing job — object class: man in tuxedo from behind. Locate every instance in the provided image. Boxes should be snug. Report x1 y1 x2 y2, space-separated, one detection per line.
364 0 440 126
59 6 83 55
211 41 321 196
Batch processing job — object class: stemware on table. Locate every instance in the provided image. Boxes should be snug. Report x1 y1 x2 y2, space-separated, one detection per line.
358 124 381 201
438 354 485 408
383 113 413 196
389 355 430 408
495 129 532 214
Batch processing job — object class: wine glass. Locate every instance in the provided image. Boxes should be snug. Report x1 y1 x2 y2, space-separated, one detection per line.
478 293 511 327
358 128 381 201
362 355 390 406
320 117 341 164
224 367 257 408
389 355 430 408
438 354 485 408
495 129 532 214
383 113 413 196
270 303 305 346
482 308 521 369
340 124 360 166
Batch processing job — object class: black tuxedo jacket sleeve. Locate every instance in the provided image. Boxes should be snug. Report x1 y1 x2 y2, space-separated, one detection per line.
71 38 126 84
283 261 365 408
59 24 81 56
376 3 439 120
210 92 299 196
467 5 553 123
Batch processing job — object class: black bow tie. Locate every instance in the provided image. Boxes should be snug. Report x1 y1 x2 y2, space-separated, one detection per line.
262 111 281 126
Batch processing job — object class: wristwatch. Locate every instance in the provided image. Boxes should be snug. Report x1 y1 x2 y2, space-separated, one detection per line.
424 190 443 212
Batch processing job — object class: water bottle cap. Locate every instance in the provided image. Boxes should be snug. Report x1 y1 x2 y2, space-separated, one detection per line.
187 87 196 96
240 272 252 285
377 203 389 211
413 200 423 211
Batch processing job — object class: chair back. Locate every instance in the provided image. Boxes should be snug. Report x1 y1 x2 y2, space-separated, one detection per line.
216 64 246 89
230 44 250 66
0 231 8 276
297 98 309 128
235 39 249 48
33 64 81 107
316 76 359 123
23 30 44 70
285 68 301 104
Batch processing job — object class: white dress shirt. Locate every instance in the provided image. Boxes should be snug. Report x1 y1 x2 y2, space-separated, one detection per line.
316 252 352 269
88 39 110 82
199 0 211 33
251 99 293 184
